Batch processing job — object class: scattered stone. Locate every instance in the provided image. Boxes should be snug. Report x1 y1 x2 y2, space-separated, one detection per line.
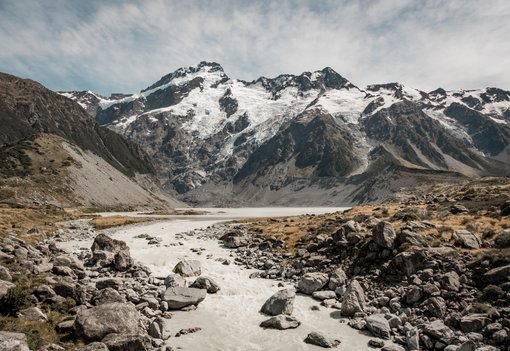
422 320 455 343
175 327 202 337
260 314 300 330
260 288 295 316
312 290 337 301
494 229 510 248
482 265 510 284
368 339 385 348
328 268 347 290
460 314 491 333
450 204 469 214
148 317 171 340
440 271 461 292
0 280 15 299
0 265 12 282
303 332 339 348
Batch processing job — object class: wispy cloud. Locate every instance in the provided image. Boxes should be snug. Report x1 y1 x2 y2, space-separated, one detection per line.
0 0 509 95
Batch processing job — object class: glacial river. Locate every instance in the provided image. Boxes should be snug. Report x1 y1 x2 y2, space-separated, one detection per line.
60 208 378 351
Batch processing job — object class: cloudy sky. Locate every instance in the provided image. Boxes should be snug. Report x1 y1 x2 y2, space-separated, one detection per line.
0 0 509 95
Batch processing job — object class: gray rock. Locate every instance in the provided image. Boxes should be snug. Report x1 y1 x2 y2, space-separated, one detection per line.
392 249 429 276
341 280 366 316
162 287 206 310
483 264 510 284
92 288 126 305
173 259 201 277
102 333 148 351
450 204 469 214
91 233 131 266
453 230 481 249
494 229 510 248
406 328 420 350
297 272 329 294
114 250 133 271
404 285 423 304
95 278 123 290
458 340 476 351
17 306 48 321
312 290 337 301
74 303 139 341
32 285 57 301
190 276 220 293
0 265 12 282
460 314 491 333
303 332 339 348
38 343 65 351
440 271 461 292
372 221 396 249
0 331 30 351
260 288 295 316
77 342 109 351
0 279 15 299
381 345 405 351
366 314 391 339
423 297 447 317
148 317 171 340
422 320 455 343
164 273 186 288
260 314 300 330
368 339 385 348
328 268 347 290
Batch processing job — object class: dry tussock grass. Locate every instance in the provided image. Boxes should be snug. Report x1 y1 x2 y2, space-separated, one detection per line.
89 215 160 230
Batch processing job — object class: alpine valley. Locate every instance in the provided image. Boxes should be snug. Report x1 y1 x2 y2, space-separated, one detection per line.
61 61 510 207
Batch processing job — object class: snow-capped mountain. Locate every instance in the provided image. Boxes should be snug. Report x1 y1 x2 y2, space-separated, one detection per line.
62 61 510 205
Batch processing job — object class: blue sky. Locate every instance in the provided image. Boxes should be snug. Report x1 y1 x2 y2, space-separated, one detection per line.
0 0 509 95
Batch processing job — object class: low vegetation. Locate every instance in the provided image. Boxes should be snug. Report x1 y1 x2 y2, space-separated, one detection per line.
89 215 161 230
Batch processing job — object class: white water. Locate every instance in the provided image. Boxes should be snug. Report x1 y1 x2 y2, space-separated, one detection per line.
60 208 376 351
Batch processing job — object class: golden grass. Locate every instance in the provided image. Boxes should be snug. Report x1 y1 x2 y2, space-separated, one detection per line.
0 206 74 245
89 215 161 230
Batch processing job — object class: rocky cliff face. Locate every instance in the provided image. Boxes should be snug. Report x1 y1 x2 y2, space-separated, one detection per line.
61 62 510 205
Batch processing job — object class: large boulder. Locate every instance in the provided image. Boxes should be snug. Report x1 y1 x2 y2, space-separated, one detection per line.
372 221 396 249
297 272 329 294
328 268 347 290
190 276 220 293
161 287 206 310
366 314 391 339
260 314 300 330
260 288 295 316
173 260 201 277
452 230 481 249
220 230 247 248
91 234 132 270
0 331 30 351
341 280 366 316
74 303 139 341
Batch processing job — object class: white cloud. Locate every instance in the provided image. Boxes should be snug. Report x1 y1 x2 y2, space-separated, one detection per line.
0 0 509 95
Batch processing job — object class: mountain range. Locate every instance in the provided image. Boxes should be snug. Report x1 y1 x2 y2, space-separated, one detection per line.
61 61 510 206
1 62 509 207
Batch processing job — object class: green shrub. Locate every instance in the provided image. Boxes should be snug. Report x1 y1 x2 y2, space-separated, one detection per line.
0 286 30 316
